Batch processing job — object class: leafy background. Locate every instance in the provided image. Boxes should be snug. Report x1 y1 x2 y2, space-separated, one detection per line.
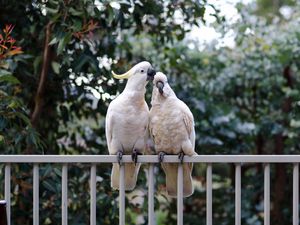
0 0 300 224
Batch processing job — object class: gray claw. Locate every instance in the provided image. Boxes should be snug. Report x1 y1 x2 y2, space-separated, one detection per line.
117 150 123 165
132 149 141 165
158 152 166 163
178 152 184 163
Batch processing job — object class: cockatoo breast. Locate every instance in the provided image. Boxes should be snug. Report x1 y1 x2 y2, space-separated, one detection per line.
109 93 149 152
150 99 191 154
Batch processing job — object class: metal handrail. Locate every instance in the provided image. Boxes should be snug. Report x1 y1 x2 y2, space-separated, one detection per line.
1 155 300 225
1 154 300 163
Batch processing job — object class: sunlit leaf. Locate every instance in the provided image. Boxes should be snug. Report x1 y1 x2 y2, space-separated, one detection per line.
51 61 60 74
57 33 72 55
0 74 20 84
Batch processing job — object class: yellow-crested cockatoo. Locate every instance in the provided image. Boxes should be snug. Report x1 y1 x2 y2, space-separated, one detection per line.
106 61 156 190
149 72 196 197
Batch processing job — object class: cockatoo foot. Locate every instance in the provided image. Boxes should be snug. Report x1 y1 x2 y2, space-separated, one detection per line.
158 151 166 163
117 150 123 165
178 151 184 163
131 149 142 165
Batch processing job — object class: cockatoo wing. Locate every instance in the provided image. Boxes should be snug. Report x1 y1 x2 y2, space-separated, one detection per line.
163 101 195 197
181 101 196 152
105 107 113 152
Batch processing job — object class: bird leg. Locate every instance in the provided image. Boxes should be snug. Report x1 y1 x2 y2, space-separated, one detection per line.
158 151 166 163
178 151 185 164
117 150 123 165
131 149 142 165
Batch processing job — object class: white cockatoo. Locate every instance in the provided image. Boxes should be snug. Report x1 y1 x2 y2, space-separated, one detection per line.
106 61 156 190
149 72 196 197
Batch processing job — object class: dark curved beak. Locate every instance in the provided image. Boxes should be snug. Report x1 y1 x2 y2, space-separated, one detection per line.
156 81 164 95
146 67 156 81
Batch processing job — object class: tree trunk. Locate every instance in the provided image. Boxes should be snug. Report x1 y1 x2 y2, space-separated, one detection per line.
272 134 286 224
19 22 53 224
25 22 53 155
271 65 293 224
30 22 53 129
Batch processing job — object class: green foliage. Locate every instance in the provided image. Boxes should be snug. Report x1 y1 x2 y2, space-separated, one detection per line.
255 0 296 19
1 0 300 224
0 24 42 153
150 4 300 224
0 0 215 224
124 2 300 223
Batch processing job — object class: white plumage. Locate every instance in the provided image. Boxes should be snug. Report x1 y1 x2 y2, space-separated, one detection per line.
106 61 156 190
149 72 196 197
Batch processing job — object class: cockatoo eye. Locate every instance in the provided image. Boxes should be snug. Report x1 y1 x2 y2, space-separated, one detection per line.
141 69 144 73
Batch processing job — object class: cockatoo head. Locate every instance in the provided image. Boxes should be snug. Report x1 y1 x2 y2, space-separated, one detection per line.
112 61 156 84
152 72 174 98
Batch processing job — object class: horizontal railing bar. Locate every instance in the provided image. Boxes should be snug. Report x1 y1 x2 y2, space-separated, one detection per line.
1 155 300 163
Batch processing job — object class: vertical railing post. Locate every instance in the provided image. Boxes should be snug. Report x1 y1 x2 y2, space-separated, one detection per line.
90 164 96 225
62 164 68 225
235 163 241 225
33 164 39 225
177 164 183 225
119 164 125 225
5 164 11 225
206 163 212 225
148 164 155 225
264 163 270 225
293 163 299 225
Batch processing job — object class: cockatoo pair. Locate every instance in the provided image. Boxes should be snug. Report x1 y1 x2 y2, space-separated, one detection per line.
105 61 196 197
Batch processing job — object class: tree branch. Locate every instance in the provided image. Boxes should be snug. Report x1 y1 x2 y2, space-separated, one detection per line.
30 22 53 128
272 65 293 224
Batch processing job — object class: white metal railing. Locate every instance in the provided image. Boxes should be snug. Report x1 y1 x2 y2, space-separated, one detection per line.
0 155 300 225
